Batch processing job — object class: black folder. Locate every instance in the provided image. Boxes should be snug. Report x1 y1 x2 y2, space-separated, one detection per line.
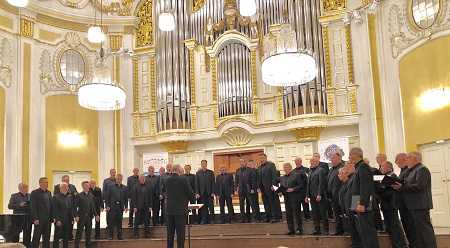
380 176 404 187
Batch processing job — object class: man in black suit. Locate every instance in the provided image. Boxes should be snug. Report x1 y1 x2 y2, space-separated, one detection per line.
392 151 437 248
215 164 235 224
278 163 307 235
258 154 280 223
313 153 330 174
146 166 161 226
306 157 329 235
30 177 52 248
235 158 253 223
102 168 116 227
8 182 31 247
394 153 421 248
374 153 388 233
349 147 379 248
54 175 78 240
182 165 198 224
52 183 74 248
293 157 311 221
248 160 261 222
74 181 100 248
159 164 172 226
328 153 345 235
378 161 407 248
105 174 128 240
127 167 140 227
88 179 103 240
131 174 153 238
195 160 216 224
164 164 196 248
343 161 362 247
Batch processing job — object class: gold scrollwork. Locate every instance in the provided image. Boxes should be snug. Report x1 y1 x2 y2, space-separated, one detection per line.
92 0 133 16
189 50 196 105
150 56 155 110
136 1 153 47
193 0 205 12
213 108 218 128
151 115 156 134
110 35 123 52
327 92 334 115
211 57 217 102
323 26 332 88
133 116 140 137
159 140 189 153
20 18 34 38
323 0 347 13
190 109 197 130
133 58 139 112
345 25 354 85
277 99 283 121
221 127 252 146
253 102 259 123
288 126 326 141
350 90 357 113
251 50 258 97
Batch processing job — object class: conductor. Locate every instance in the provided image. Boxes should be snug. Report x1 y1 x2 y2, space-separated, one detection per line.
163 164 196 248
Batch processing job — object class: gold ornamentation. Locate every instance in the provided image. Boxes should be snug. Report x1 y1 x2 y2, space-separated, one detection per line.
323 0 346 13
362 0 371 5
191 109 197 130
64 32 80 47
193 0 205 12
345 25 354 85
289 126 326 141
318 13 345 22
213 107 218 128
150 56 155 110
323 26 332 88
221 127 252 146
151 115 156 134
350 90 357 113
92 0 133 16
20 19 34 38
211 57 217 102
133 116 140 137
159 140 189 153
110 35 123 52
327 92 334 115
253 102 258 123
251 50 258 97
189 50 196 105
136 1 153 47
133 58 139 112
277 99 283 120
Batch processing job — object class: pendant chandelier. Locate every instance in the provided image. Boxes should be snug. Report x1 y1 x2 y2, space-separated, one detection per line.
159 0 175 31
7 0 28 7
78 47 126 111
239 0 257 17
87 0 105 43
261 8 316 87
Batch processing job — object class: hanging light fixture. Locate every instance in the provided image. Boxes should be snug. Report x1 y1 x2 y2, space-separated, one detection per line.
159 0 175 31
239 0 257 17
7 0 28 7
87 1 105 43
261 8 316 87
78 0 125 111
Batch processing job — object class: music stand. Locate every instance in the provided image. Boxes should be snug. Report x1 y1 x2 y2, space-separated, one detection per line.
187 204 203 248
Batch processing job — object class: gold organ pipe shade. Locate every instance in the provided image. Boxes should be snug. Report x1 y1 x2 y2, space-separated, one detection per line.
158 140 189 153
221 127 252 146
288 126 326 141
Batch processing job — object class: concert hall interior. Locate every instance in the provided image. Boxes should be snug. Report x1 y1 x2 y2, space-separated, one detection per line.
0 0 450 247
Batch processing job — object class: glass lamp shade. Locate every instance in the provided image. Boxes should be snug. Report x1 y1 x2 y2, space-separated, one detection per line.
261 52 316 87
7 0 28 7
87 26 105 43
239 0 257 16
159 12 175 31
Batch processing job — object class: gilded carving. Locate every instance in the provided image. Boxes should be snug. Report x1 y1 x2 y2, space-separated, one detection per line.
323 0 347 13
327 92 334 115
190 109 197 130
40 50 64 94
110 35 123 52
20 19 34 38
350 90 357 113
151 114 156 134
134 116 140 137
193 0 205 12
136 1 153 47
133 58 139 112
251 50 258 98
189 50 196 105
213 108 218 128
277 99 283 121
0 38 13 88
159 140 189 153
323 26 332 87
253 102 258 123
221 127 252 146
65 32 81 47
92 0 134 16
211 57 217 102
58 0 90 8
345 25 354 85
150 56 155 110
288 126 326 141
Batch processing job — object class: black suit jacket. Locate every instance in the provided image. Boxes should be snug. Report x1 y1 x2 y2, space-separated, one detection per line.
401 163 433 210
8 192 30 214
396 167 410 209
258 161 278 192
105 184 128 211
195 169 216 196
350 160 374 208
52 193 74 224
344 174 355 212
378 172 399 211
319 162 330 175
182 173 196 193
339 177 351 213
280 171 307 203
74 192 98 219
215 173 234 197
127 175 140 198
131 183 153 210
102 177 116 198
251 168 259 191
159 173 172 196
293 166 310 177
235 166 254 194
54 184 78 197
306 167 327 198
164 174 196 215
145 175 160 198
30 188 52 222
327 161 344 197
89 187 104 209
